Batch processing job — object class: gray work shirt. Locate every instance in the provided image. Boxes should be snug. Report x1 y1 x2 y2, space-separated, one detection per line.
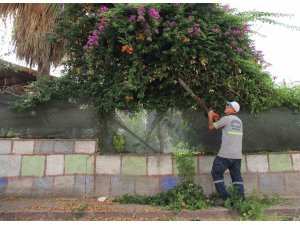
213 115 243 159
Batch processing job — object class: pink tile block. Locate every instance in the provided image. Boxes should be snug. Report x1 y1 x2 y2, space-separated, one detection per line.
246 155 269 172
292 153 300 171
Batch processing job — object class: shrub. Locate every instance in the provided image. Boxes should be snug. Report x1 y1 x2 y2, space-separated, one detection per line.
113 132 126 153
174 150 195 182
14 3 300 115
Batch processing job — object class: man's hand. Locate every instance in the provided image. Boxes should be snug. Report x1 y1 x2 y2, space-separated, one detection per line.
208 110 215 117
208 110 220 122
212 113 220 122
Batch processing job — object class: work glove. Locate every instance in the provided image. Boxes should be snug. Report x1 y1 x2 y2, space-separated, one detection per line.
208 110 220 122
212 112 220 122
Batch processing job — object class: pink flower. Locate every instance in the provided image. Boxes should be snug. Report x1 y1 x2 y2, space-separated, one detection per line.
221 4 236 13
138 6 145 16
136 6 145 22
84 21 108 49
96 6 109 15
138 15 145 22
243 24 251 33
211 28 219 33
194 23 201 37
237 48 243 54
99 6 109 13
148 8 160 19
129 15 137 22
221 5 230 12
232 29 245 36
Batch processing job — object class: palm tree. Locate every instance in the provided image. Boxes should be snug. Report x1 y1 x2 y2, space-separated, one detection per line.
0 3 64 77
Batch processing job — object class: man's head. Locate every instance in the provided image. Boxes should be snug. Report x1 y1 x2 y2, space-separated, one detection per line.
225 101 240 115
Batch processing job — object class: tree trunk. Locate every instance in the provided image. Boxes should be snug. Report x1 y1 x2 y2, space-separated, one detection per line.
37 61 51 79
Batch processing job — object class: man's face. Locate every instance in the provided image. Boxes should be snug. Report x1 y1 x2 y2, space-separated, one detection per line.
224 104 236 114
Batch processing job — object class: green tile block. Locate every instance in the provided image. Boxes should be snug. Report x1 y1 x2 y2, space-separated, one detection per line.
122 156 146 175
65 155 94 174
22 156 45 177
269 154 293 172
173 156 197 175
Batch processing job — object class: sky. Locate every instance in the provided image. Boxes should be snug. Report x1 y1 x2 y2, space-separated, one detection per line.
228 1 300 84
1 1 300 84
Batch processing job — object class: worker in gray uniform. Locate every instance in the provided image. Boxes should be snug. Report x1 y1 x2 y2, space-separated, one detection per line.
208 101 245 201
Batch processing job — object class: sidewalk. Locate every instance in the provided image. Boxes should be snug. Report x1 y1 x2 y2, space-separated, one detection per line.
1 196 300 221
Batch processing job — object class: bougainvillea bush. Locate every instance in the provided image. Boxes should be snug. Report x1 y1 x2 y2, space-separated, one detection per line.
14 3 300 114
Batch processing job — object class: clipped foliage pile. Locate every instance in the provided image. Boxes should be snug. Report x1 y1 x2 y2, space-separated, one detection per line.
113 181 210 211
114 185 283 219
224 187 284 220
114 152 208 211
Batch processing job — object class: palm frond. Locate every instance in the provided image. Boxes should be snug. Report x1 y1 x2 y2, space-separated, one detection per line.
238 10 300 31
0 3 65 76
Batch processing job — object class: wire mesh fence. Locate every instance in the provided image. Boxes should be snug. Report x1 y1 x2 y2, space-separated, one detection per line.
1 94 300 154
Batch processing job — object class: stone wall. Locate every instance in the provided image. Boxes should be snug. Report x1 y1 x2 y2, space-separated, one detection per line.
0 138 300 198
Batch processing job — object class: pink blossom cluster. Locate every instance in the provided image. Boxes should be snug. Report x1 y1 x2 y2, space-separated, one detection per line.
164 20 176 27
187 25 201 37
148 8 160 19
211 28 219 33
84 21 108 50
221 24 251 38
137 6 145 21
194 23 201 37
128 7 160 22
256 50 271 66
237 47 243 54
231 26 250 36
129 15 137 22
221 4 237 13
84 6 110 50
250 43 271 67
97 6 109 14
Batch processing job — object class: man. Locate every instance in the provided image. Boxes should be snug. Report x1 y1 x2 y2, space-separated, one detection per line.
208 101 245 201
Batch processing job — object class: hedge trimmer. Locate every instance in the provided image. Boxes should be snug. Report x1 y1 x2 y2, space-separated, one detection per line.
178 78 220 118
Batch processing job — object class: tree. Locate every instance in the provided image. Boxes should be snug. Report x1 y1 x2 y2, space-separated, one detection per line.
54 4 276 113
13 3 300 114
0 3 64 77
